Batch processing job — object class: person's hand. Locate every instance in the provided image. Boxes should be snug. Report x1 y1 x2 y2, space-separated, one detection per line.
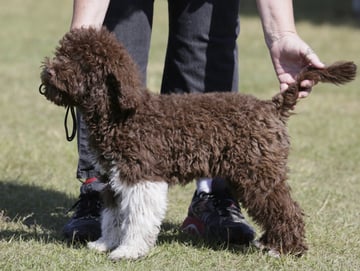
268 32 325 98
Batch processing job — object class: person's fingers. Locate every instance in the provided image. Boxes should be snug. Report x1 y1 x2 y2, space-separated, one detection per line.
303 47 325 68
300 79 314 88
299 80 313 98
280 82 289 92
279 73 296 92
298 90 311 98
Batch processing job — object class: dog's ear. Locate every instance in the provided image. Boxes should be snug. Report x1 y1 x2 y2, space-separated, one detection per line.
106 73 139 113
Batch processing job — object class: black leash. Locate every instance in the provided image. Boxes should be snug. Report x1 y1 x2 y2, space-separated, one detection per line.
64 105 77 142
39 83 77 142
38 83 46 95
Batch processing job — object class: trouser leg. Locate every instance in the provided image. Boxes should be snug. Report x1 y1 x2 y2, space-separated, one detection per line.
161 0 240 94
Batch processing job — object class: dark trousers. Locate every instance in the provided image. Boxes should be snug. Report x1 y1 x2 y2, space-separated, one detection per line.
76 0 240 179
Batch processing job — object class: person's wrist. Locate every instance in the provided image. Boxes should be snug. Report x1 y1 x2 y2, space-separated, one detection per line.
265 30 297 49
70 21 102 30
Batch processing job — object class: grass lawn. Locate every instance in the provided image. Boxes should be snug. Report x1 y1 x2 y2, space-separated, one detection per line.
1 0 359 270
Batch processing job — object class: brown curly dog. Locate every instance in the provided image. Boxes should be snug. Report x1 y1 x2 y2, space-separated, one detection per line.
39 27 356 260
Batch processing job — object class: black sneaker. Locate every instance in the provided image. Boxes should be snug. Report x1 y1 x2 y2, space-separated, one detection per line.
62 177 105 242
181 178 255 245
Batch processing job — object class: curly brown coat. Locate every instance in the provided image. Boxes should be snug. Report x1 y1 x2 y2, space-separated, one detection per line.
40 27 356 256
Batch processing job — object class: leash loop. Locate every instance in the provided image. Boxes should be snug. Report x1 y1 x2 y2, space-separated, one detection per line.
39 84 76 142
64 105 77 142
39 84 46 95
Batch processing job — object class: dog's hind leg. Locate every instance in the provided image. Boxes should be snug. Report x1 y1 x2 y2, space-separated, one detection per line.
240 177 307 255
108 180 168 260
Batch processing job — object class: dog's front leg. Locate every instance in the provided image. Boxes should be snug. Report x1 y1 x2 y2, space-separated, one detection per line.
88 203 123 252
109 180 168 260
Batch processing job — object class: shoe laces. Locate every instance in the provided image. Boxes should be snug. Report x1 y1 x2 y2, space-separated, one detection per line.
212 195 245 222
67 180 105 219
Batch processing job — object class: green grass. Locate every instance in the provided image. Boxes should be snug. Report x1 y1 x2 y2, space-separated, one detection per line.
1 0 360 270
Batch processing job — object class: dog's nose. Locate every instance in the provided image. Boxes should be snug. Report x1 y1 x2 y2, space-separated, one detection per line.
45 67 55 77
42 66 56 79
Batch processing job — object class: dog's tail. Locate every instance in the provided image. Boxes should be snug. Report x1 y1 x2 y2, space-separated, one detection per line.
272 61 357 118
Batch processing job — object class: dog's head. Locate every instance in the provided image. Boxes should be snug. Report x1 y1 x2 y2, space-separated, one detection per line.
40 27 143 113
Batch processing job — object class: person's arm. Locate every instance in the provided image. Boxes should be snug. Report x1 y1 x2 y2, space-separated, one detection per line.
256 0 297 48
70 0 110 29
256 0 325 97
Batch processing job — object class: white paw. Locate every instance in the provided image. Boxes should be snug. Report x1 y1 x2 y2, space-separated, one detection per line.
88 239 114 253
268 248 280 258
109 245 148 260
252 240 280 258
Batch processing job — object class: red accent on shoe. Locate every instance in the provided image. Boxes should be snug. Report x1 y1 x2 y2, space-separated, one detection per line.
84 177 97 184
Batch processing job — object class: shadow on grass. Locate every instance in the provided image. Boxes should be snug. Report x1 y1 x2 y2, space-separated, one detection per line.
159 221 255 255
0 180 254 254
240 0 360 27
0 180 74 243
